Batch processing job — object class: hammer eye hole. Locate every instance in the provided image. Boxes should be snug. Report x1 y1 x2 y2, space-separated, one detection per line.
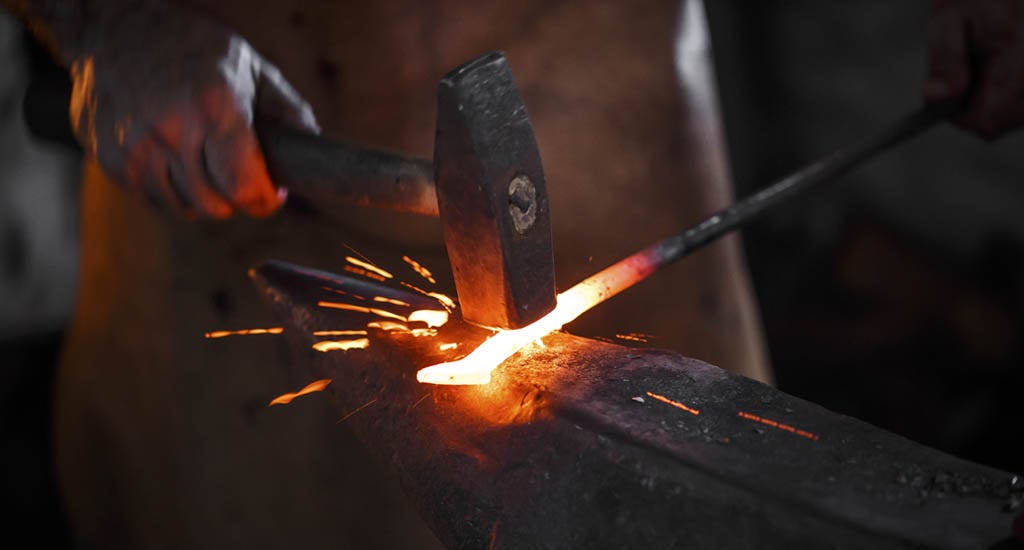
508 174 537 234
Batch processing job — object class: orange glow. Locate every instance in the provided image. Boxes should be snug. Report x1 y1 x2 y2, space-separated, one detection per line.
408 309 450 328
737 411 819 441
204 327 284 339
645 391 700 416
313 330 367 336
345 256 393 279
373 296 411 307
402 255 437 284
616 333 652 343
439 342 459 351
417 252 659 385
410 328 437 337
312 338 370 352
269 379 332 406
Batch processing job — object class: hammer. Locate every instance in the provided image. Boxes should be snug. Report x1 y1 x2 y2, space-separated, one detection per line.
23 51 555 332
24 51 953 333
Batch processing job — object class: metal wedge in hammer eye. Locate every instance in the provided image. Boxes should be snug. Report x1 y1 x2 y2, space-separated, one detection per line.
433 51 557 330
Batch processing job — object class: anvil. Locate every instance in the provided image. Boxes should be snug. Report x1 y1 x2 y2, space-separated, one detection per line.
250 260 1021 549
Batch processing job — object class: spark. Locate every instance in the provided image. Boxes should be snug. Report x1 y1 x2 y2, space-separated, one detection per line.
204 327 283 339
336 398 377 424
320 286 366 300
364 321 436 337
317 301 408 322
373 296 410 307
344 265 386 282
318 302 372 314
645 391 700 416
403 255 437 284
439 342 459 351
428 292 456 310
417 251 661 385
368 308 409 322
313 330 367 336
406 393 431 413
341 243 374 265
367 321 410 332
401 282 457 310
318 301 447 328
345 256 393 279
269 379 332 406
312 338 370 352
408 309 449 328
737 411 819 441
616 333 652 343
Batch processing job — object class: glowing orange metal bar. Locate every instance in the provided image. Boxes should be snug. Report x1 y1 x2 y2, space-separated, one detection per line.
417 251 660 385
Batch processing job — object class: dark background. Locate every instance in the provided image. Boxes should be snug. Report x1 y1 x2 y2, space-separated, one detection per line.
1 0 1022 545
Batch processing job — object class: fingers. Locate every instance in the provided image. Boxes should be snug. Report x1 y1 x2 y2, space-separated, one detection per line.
926 0 1024 139
202 125 284 218
97 94 281 219
114 134 188 216
142 111 233 219
73 43 314 219
925 1 970 103
958 48 1024 138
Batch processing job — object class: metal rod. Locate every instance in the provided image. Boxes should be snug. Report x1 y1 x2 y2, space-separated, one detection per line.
648 102 954 268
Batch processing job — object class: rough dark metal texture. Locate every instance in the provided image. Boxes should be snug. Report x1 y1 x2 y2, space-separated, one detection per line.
433 51 556 330
258 127 438 216
252 260 1021 550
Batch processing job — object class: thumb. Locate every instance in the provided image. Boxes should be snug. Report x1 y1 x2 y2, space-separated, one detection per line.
255 62 320 135
924 5 970 103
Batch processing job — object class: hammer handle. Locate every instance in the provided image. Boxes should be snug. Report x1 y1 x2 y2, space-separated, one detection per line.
22 75 439 216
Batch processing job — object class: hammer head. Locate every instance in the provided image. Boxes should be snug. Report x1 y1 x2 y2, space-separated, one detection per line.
434 51 557 330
